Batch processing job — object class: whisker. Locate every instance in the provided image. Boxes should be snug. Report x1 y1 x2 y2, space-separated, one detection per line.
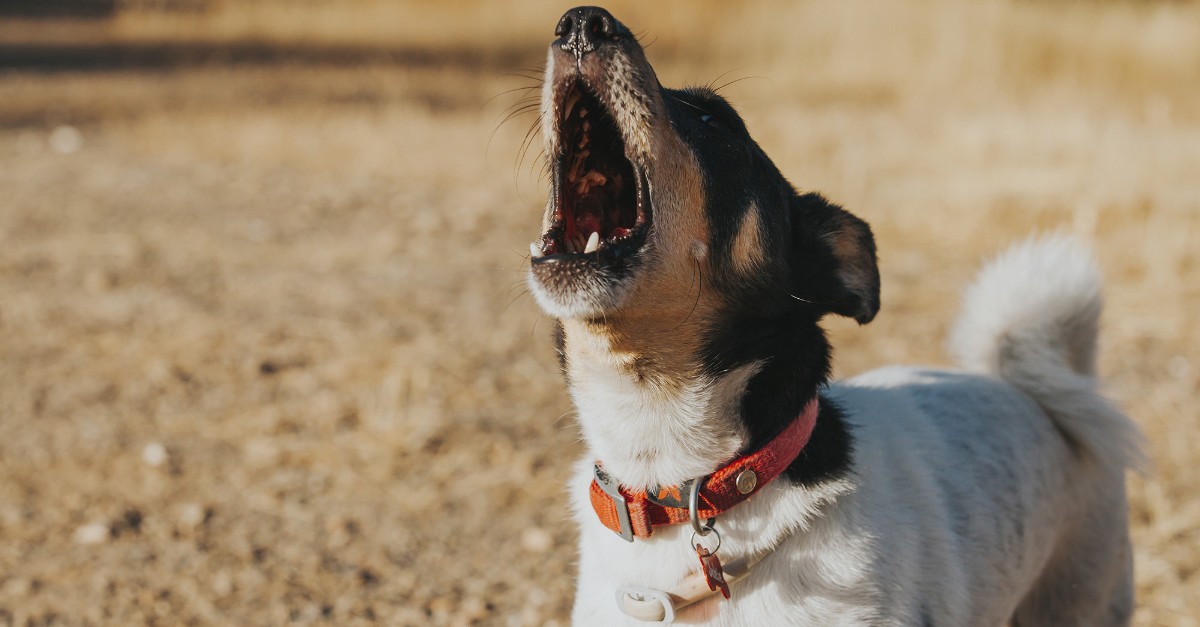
788 292 832 306
484 83 541 107
502 287 531 315
529 311 543 346
489 102 541 158
712 75 769 94
634 30 658 50
704 68 743 91
667 93 707 113
516 114 546 187
674 257 704 330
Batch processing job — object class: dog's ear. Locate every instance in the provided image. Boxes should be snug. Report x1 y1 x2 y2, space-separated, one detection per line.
788 192 880 324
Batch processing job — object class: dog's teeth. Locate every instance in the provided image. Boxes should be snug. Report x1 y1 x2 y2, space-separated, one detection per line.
584 231 600 254
530 242 543 258
565 91 581 117
579 107 588 118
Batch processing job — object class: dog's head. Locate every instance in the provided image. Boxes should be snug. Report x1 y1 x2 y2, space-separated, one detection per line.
528 6 879 333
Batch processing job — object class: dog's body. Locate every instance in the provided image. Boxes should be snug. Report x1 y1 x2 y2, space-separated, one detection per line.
527 7 1141 625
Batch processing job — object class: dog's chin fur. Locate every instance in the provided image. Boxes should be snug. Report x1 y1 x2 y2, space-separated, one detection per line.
530 8 1140 626
525 265 638 320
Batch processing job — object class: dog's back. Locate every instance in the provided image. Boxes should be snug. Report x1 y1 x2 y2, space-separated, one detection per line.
824 235 1141 625
950 235 1142 624
806 235 1142 624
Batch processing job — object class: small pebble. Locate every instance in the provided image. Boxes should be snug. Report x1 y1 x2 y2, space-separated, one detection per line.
142 442 168 467
73 521 109 545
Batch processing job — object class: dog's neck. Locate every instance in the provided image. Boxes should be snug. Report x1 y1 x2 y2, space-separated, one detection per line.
558 302 837 492
558 316 763 491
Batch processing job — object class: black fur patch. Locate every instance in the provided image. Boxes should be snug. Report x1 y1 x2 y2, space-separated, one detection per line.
666 88 871 487
788 395 855 486
700 308 854 487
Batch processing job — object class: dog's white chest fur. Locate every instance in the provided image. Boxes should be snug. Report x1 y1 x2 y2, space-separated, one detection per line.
566 337 756 491
571 366 1119 626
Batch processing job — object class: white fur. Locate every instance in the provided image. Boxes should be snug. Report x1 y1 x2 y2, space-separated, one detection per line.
950 234 1146 472
569 236 1141 625
563 327 755 490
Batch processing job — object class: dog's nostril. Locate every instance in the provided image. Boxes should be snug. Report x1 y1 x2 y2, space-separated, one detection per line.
555 15 574 38
585 15 605 37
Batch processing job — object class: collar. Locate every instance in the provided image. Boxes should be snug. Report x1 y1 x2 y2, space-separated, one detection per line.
589 397 820 541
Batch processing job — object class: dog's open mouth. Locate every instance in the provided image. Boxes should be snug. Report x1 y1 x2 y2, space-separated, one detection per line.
530 81 651 262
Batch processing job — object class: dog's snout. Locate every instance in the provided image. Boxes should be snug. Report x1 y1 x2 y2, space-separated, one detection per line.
556 6 626 56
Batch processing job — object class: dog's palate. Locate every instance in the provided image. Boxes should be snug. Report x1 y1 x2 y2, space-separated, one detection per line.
544 79 644 259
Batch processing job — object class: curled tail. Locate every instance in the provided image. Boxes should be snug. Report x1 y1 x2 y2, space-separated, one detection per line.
949 234 1145 471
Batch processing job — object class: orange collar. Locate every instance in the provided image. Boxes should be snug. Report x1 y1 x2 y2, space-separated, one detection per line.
590 397 820 541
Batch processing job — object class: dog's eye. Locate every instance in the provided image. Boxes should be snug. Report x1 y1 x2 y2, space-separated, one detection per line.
699 113 726 131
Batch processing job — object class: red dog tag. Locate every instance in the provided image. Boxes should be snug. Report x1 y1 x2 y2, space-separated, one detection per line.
695 543 731 599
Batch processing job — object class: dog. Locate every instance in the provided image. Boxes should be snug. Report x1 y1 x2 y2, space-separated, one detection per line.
526 7 1144 625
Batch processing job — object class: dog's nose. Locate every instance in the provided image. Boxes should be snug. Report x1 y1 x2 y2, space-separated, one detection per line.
555 6 626 56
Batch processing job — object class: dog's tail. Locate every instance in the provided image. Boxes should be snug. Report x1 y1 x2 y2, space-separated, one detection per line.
949 234 1145 471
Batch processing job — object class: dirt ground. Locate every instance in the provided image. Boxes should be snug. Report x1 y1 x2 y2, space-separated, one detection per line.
0 1 1197 625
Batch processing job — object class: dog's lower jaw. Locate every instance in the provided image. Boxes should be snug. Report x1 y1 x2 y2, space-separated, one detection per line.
526 265 638 320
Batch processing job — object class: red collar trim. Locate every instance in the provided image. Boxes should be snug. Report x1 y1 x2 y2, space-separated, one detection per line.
589 397 820 541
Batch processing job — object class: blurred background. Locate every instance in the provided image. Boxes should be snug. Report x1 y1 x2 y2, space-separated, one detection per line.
0 0 1196 624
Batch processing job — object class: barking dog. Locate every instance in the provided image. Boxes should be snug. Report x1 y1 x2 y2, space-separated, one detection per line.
527 7 1143 625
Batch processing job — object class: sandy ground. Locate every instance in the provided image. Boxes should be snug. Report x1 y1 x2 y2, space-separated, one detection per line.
0 1 1197 625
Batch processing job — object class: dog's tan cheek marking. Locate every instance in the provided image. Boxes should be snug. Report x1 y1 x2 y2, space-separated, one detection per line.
830 228 872 293
605 137 714 391
731 204 764 275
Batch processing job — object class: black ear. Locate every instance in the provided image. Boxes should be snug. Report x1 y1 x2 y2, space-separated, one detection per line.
788 192 880 324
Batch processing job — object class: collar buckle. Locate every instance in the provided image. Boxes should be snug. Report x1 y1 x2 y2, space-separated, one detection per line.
594 465 634 542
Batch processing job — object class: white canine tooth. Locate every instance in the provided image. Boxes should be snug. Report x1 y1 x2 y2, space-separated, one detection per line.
584 231 600 254
530 242 543 258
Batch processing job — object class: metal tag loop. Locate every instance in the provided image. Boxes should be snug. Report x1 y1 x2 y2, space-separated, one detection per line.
687 474 715 536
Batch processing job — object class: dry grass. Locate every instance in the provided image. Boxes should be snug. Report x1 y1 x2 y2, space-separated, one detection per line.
0 1 1196 625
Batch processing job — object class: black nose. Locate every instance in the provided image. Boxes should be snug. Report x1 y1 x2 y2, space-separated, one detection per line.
555 6 625 56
